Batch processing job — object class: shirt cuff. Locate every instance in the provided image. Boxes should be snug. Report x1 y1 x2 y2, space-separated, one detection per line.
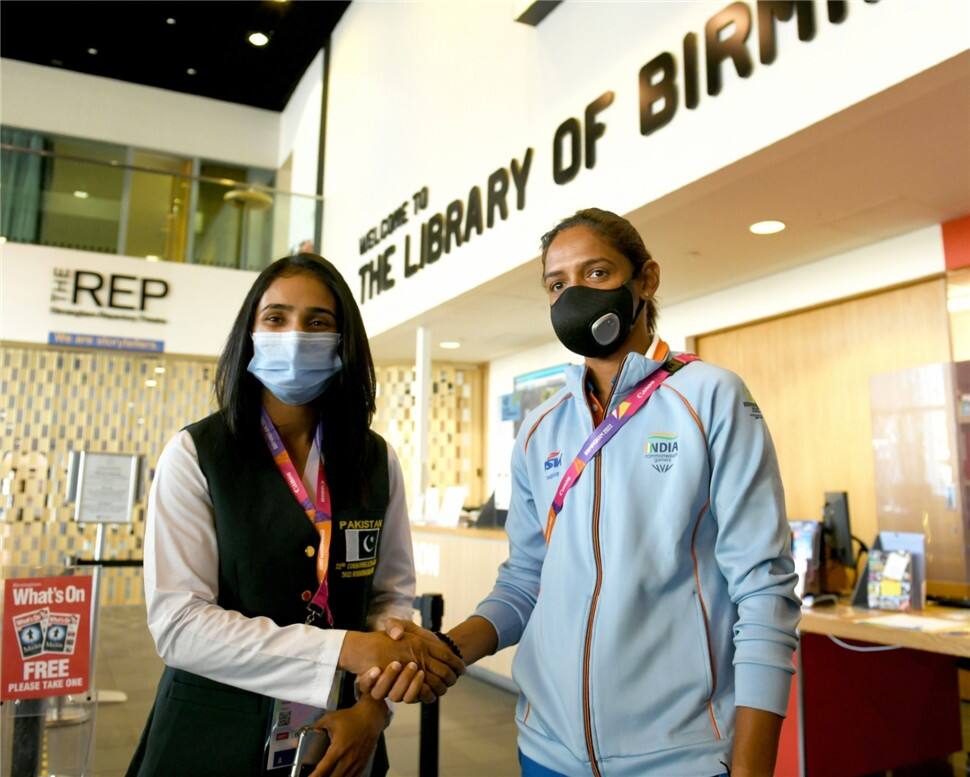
472 599 523 651
314 629 348 707
733 662 794 717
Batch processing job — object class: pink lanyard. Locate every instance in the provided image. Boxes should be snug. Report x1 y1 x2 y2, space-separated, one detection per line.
259 408 334 626
545 354 699 543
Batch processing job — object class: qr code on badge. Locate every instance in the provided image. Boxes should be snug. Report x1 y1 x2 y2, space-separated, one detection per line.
277 708 291 727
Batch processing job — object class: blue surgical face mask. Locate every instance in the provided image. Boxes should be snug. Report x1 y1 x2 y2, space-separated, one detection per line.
247 331 343 406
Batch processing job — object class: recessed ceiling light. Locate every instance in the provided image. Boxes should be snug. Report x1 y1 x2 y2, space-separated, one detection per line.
248 31 270 47
73 190 89 199
166 17 176 25
186 67 197 76
440 341 461 350
145 379 158 388
87 48 98 55
154 366 166 374
145 254 161 262
749 220 786 235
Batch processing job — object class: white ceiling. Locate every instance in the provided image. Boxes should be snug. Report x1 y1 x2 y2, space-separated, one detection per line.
370 52 970 364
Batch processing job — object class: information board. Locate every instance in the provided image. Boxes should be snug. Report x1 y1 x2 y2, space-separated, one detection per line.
75 452 139 524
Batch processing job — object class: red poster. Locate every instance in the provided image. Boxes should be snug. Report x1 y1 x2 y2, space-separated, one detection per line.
1 575 93 701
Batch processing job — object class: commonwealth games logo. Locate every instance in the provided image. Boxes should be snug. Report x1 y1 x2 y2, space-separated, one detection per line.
644 432 678 473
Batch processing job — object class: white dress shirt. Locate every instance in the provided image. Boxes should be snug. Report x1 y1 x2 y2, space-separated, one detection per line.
143 429 416 709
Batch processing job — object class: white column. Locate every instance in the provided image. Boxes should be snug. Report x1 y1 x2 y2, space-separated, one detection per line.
412 326 432 521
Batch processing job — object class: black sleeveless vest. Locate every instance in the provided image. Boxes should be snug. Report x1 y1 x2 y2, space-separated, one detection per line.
127 412 391 777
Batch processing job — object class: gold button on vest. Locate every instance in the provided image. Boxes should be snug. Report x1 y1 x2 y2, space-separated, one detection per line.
305 545 315 558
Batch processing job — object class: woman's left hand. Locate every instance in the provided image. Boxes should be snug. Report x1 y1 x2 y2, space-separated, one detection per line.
307 696 388 777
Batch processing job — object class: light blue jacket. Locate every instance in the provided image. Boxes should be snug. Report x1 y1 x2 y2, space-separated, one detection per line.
475 346 800 777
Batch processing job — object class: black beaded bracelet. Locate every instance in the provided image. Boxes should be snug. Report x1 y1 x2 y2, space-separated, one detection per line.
433 630 463 661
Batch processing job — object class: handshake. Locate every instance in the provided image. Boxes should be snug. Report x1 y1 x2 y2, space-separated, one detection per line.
340 618 466 705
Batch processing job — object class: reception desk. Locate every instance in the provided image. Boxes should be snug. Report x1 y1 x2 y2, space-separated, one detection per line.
411 524 516 684
777 603 970 777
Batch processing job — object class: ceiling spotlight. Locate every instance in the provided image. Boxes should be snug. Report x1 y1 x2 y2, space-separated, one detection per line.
145 254 161 262
87 47 98 55
154 366 166 374
186 67 197 76
248 31 270 47
145 379 158 388
440 341 461 350
749 220 786 235
73 190 89 199
166 17 176 25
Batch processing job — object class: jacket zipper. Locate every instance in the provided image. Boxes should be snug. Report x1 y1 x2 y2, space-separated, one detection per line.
582 454 604 777
581 370 618 777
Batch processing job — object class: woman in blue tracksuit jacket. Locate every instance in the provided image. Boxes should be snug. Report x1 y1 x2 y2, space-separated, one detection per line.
448 208 800 777
369 208 801 776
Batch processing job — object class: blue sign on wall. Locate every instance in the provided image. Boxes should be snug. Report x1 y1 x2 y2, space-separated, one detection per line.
48 332 165 353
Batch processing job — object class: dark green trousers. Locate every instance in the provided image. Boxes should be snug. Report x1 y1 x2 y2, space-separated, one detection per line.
126 667 388 777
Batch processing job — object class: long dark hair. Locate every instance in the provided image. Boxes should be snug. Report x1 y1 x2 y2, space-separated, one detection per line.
215 253 378 502
540 208 658 334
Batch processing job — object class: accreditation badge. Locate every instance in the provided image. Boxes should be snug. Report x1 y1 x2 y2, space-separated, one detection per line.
265 673 342 773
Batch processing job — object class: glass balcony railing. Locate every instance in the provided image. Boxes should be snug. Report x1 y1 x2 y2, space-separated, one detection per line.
0 142 322 272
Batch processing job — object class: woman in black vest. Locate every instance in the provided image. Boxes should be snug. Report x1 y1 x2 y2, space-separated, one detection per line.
127 254 465 777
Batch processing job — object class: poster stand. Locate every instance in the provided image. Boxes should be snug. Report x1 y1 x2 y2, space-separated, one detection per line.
1 565 97 777
0 450 143 776
67 451 142 708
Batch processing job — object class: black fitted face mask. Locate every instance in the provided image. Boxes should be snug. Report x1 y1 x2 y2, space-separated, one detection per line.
550 282 645 358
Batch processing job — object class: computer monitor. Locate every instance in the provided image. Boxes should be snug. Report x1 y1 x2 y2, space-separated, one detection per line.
476 492 508 529
822 491 854 566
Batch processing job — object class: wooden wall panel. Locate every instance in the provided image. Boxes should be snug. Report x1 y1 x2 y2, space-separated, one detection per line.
696 279 951 544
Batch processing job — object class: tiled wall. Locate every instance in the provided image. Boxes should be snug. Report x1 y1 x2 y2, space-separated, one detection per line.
0 345 216 604
1 345 484 604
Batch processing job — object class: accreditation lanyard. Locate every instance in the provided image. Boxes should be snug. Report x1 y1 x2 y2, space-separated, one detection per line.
259 407 334 626
544 354 699 543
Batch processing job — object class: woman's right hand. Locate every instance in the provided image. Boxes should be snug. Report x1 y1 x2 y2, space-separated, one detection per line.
338 628 465 700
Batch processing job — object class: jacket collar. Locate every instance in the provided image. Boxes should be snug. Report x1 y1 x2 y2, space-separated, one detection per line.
564 336 671 415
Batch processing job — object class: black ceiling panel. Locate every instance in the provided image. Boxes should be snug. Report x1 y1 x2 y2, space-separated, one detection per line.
0 1 349 112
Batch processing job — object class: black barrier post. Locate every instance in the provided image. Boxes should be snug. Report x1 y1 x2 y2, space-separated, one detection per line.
413 593 444 777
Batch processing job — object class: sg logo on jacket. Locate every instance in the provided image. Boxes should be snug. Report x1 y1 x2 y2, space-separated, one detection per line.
644 433 679 473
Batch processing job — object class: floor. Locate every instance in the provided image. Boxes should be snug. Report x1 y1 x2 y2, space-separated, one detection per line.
88 605 519 777
19 604 970 777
